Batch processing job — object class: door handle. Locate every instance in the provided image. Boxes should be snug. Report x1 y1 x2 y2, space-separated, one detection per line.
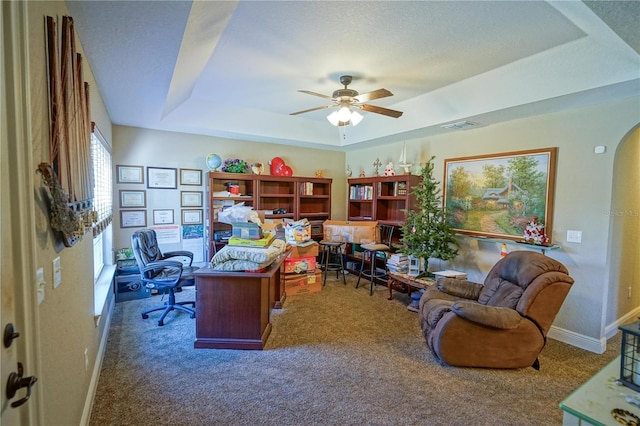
6 362 37 408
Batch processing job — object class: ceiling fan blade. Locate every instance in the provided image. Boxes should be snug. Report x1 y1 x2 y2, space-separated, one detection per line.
354 88 393 103
359 103 403 118
290 104 335 116
298 90 333 100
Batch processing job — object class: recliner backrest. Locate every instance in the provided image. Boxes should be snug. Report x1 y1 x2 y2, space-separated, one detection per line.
480 250 574 334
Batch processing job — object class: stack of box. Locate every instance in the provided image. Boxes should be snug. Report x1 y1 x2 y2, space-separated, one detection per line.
284 241 321 295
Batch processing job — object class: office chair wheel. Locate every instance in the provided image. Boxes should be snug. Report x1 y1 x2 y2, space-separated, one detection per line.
142 313 149 319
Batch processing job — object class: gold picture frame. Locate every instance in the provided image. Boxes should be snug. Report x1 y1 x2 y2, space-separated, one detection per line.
443 147 557 242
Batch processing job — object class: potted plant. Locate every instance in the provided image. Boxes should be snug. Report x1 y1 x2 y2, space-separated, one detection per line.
398 156 458 276
222 158 248 173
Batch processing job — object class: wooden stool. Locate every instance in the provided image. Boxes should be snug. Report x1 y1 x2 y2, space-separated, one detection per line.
318 241 346 286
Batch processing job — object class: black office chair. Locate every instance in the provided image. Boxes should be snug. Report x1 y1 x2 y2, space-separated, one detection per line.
356 225 395 295
131 229 197 326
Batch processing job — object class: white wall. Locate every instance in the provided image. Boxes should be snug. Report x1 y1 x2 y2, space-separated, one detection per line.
346 96 640 351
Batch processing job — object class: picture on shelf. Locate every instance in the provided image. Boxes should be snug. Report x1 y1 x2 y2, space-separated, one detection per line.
443 147 557 242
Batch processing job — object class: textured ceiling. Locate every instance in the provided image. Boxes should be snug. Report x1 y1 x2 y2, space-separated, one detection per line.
66 1 640 150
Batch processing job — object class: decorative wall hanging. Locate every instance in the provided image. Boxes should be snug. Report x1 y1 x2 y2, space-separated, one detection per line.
443 147 557 242
43 15 93 246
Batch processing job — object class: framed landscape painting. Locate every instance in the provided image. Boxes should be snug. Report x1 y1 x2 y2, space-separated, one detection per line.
443 147 557 242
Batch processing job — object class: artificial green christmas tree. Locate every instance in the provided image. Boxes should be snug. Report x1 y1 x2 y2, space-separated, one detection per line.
399 156 458 275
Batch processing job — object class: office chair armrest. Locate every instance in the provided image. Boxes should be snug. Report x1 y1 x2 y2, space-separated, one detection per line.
163 250 194 266
139 260 184 287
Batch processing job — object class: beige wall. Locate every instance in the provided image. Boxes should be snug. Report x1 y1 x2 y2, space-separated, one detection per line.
15 1 640 423
112 126 347 253
608 125 640 326
346 97 640 348
27 1 113 424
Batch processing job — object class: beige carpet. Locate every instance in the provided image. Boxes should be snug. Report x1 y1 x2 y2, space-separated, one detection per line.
90 273 619 425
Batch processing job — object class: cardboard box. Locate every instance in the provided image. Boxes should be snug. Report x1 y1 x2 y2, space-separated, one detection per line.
261 218 284 234
284 256 316 274
288 241 319 258
285 270 322 295
232 222 263 240
323 220 379 244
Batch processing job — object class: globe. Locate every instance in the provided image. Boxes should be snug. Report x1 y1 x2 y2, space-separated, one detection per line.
206 153 222 171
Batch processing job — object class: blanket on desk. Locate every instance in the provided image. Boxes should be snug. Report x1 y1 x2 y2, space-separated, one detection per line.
210 239 286 271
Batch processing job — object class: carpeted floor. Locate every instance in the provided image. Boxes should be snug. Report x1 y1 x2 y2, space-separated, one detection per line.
90 273 619 425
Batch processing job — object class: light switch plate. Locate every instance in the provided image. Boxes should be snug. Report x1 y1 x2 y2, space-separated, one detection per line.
567 230 582 243
53 256 62 288
37 267 45 304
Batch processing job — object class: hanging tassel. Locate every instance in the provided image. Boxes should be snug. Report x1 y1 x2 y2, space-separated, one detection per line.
501 243 508 258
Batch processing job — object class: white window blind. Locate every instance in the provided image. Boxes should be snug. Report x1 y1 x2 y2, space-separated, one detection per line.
91 125 112 237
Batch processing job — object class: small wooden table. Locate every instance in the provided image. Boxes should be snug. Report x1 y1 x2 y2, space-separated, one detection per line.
387 272 434 300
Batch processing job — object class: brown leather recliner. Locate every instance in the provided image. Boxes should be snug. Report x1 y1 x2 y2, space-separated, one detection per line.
418 250 574 369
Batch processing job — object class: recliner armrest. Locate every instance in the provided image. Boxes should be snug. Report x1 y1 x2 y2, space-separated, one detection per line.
451 300 522 329
437 277 483 300
163 250 194 266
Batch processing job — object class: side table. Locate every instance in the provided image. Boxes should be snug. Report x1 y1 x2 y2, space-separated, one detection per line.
387 272 434 301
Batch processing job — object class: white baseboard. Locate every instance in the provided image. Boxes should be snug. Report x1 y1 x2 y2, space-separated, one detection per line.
80 294 115 426
547 325 607 354
604 306 640 339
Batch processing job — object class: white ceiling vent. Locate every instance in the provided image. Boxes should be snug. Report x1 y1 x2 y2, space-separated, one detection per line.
441 121 481 131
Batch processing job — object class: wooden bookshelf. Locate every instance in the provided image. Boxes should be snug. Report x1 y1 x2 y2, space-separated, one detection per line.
207 173 332 255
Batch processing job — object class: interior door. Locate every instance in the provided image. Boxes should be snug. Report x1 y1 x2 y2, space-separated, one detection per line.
1 2 40 424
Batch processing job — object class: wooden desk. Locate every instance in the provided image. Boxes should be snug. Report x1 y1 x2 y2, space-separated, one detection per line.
387 272 434 300
193 251 288 350
560 356 640 425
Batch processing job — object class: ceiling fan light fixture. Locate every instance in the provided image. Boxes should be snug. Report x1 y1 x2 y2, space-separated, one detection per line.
337 106 352 122
350 110 363 126
327 111 341 126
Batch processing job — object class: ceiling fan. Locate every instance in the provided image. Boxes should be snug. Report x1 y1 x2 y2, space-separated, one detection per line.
290 75 403 126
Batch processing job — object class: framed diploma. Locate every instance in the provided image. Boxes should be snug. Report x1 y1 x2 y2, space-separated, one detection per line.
181 209 203 225
147 167 177 189
180 168 203 186
180 191 203 207
119 190 146 208
120 210 147 228
153 209 174 225
116 165 144 184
